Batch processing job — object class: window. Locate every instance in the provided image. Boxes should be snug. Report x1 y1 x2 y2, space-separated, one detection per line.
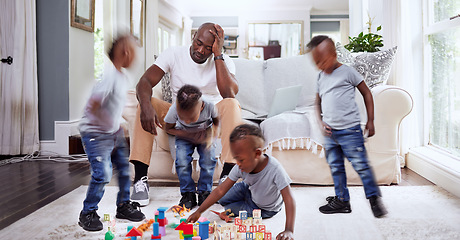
157 20 178 55
424 0 460 157
94 0 104 80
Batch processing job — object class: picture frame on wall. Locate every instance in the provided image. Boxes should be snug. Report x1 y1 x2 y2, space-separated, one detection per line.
70 0 95 32
130 0 144 46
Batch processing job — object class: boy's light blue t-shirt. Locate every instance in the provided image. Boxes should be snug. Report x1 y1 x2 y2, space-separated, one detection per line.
228 155 292 212
316 64 363 130
164 100 218 132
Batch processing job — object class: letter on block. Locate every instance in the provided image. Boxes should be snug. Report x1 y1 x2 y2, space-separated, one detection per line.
239 210 248 220
252 209 261 219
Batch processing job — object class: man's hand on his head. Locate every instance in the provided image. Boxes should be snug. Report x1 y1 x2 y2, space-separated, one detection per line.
210 24 224 56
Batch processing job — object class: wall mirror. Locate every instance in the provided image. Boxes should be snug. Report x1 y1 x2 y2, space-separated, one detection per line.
247 22 303 60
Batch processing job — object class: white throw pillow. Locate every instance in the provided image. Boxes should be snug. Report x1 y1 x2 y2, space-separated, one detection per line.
336 43 397 88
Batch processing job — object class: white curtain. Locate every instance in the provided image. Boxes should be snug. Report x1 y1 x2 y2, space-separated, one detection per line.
0 0 39 154
352 0 424 164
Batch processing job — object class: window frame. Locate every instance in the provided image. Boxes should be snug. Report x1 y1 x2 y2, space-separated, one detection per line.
422 0 460 158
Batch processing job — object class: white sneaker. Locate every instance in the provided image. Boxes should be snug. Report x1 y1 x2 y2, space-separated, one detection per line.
130 176 149 206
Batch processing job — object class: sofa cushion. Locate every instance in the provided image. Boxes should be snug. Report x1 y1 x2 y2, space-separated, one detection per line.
263 54 319 108
233 58 267 115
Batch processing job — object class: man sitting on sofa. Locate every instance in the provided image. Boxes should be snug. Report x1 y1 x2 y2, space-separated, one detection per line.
129 22 242 206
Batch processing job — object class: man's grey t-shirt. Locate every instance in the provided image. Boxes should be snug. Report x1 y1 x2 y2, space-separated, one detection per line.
228 155 292 212
316 64 363 130
164 100 218 132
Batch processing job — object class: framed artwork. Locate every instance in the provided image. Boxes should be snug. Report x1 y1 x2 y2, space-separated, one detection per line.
70 0 95 32
130 0 144 46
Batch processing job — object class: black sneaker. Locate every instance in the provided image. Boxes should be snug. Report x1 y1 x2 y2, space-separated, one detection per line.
197 191 211 206
319 196 352 214
179 192 197 209
116 201 145 222
369 196 388 218
78 210 103 231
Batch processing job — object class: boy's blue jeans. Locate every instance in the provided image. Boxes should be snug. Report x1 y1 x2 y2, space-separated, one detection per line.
80 129 130 213
175 138 217 193
218 182 278 219
324 124 381 202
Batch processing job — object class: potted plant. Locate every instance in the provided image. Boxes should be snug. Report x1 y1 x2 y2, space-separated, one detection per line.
344 15 383 52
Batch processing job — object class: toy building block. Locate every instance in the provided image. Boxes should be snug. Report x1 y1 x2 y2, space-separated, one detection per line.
243 218 252 226
223 230 231 240
198 220 210 239
152 222 160 237
159 226 166 237
249 225 258 233
104 214 111 221
234 217 242 226
252 209 261 219
151 235 161 240
157 207 168 219
192 236 201 240
234 232 243 240
238 225 247 233
154 210 159 221
176 221 194 236
246 232 254 240
264 231 272 240
253 218 262 225
258 225 266 233
105 227 115 240
157 218 166 227
255 232 264 240
126 226 143 238
239 210 247 220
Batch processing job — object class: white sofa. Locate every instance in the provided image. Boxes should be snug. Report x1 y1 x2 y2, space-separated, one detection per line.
123 53 413 185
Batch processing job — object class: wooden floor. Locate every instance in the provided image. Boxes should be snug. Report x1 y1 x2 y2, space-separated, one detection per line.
0 158 433 230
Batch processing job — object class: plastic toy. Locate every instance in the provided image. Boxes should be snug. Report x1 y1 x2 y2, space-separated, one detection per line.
211 209 234 223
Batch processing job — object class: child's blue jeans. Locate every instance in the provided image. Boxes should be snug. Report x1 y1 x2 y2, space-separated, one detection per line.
80 129 130 213
175 137 217 193
324 124 381 202
218 182 278 219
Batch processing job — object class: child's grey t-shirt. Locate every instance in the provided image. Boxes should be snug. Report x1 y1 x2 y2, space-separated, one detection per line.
79 65 129 134
164 100 218 132
227 155 292 212
316 64 363 130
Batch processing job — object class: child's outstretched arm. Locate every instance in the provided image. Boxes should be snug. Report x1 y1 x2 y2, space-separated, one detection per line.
186 177 235 223
277 185 296 240
357 81 375 137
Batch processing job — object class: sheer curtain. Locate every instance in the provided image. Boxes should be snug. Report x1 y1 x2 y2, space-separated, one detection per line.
369 0 424 162
0 0 39 154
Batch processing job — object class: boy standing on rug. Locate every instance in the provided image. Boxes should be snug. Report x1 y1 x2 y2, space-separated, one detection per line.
78 34 145 231
164 84 219 209
307 35 387 217
186 124 296 240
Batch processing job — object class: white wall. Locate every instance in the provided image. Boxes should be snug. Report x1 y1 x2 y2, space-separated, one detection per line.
68 12 95 121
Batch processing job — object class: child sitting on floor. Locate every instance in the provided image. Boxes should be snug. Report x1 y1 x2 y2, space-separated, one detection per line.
187 124 296 240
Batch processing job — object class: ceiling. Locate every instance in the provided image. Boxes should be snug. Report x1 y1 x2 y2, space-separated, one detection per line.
165 0 349 16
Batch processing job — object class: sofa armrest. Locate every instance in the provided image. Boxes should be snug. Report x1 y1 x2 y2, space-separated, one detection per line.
367 85 413 154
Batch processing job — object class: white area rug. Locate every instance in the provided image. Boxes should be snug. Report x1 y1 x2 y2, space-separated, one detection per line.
2 185 460 240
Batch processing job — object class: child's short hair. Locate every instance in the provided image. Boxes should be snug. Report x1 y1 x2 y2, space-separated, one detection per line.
306 35 334 52
230 124 265 143
107 34 132 61
177 84 202 110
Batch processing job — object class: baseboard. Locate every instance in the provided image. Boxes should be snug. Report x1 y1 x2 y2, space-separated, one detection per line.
40 120 80 155
407 147 460 198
